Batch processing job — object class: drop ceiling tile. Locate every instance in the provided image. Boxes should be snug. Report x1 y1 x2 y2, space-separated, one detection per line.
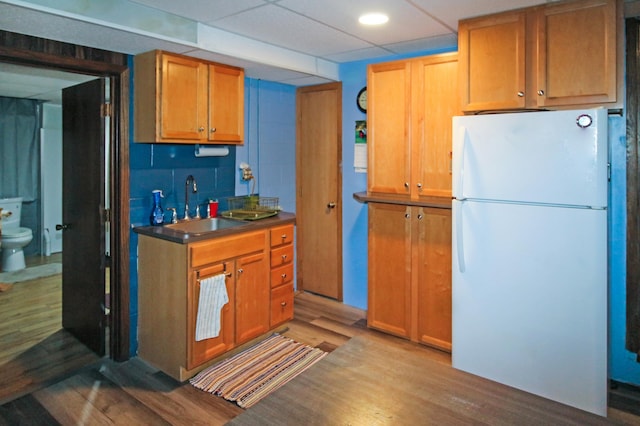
210 4 371 57
278 0 453 45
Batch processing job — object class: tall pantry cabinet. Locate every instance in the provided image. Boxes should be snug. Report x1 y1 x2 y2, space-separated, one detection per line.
366 52 457 352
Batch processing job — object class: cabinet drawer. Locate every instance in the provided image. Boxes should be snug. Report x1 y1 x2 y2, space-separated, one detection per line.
271 244 293 268
270 224 294 247
271 283 294 327
271 263 293 288
191 230 265 268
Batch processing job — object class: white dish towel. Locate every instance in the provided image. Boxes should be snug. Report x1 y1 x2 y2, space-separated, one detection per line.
195 274 229 341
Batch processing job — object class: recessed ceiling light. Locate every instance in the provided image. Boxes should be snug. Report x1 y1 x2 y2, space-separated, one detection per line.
359 13 389 26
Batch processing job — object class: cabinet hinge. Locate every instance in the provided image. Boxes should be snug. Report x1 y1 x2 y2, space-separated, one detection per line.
101 103 113 117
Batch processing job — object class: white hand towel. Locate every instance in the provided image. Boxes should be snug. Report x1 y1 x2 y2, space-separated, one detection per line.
195 274 229 341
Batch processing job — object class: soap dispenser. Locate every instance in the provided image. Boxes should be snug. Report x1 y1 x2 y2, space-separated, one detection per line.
149 189 165 226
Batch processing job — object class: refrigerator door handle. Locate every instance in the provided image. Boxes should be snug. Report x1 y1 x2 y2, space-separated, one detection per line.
455 201 466 273
453 125 467 199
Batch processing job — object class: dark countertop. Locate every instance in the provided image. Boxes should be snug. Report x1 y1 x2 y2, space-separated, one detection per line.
353 191 451 209
133 211 296 244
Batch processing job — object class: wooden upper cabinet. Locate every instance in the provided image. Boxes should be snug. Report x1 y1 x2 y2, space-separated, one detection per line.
367 60 411 196
413 55 459 198
160 54 208 141
368 53 458 199
458 11 526 111
134 50 245 144
537 0 617 107
459 0 620 112
208 64 244 143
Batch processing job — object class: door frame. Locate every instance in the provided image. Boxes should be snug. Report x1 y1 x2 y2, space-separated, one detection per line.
0 30 131 361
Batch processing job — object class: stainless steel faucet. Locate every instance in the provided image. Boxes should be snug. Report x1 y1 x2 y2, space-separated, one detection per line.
183 175 198 220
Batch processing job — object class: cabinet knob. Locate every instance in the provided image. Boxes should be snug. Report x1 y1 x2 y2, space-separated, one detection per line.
327 202 336 209
281 234 288 240
537 90 545 96
404 182 409 189
281 273 287 279
417 214 423 220
198 126 205 132
210 128 216 133
281 254 288 261
517 91 525 97
405 213 410 219
237 268 244 275
280 301 287 307
416 183 422 190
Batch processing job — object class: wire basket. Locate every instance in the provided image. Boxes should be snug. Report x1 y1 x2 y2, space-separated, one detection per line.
226 196 280 212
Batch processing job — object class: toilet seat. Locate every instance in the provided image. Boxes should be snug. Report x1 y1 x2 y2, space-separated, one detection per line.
1 227 32 239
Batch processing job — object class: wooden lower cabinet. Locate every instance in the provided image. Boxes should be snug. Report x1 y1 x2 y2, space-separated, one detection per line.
367 203 452 351
188 262 235 369
269 224 295 327
138 222 294 381
234 250 270 345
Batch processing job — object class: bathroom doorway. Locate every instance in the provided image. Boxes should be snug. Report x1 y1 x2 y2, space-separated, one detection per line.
0 29 131 365
0 71 110 355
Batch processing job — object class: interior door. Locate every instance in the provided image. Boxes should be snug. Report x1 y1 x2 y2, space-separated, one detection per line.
61 78 107 356
296 83 343 300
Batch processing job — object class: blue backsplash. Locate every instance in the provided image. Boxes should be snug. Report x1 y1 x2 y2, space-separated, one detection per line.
129 142 237 227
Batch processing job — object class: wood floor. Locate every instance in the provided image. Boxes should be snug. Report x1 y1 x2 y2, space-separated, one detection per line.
0 261 639 425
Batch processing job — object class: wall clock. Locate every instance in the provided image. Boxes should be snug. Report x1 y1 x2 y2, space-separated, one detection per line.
356 86 367 113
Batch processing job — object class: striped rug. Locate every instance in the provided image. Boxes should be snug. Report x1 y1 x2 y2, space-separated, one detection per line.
189 334 327 408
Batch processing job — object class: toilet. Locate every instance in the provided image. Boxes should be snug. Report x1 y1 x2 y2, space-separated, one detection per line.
0 197 33 272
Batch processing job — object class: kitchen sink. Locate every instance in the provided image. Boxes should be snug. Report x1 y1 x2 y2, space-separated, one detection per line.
165 217 247 235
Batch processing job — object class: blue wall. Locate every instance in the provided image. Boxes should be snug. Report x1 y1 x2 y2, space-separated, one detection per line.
608 115 640 386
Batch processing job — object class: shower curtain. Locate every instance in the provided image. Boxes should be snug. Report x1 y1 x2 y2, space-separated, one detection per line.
0 96 42 255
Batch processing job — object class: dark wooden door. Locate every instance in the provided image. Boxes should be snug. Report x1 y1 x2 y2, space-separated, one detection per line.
61 79 107 356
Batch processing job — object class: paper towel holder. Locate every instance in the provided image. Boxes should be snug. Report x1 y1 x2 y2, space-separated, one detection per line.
194 144 229 157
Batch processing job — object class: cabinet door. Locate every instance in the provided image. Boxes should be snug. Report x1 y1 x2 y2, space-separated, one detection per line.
235 251 270 344
416 208 452 352
368 61 412 195
536 0 617 107
160 53 208 141
413 54 459 199
188 262 235 369
368 203 412 338
271 283 294 327
459 11 526 111
208 64 244 143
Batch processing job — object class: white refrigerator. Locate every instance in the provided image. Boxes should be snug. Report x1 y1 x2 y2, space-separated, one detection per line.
451 109 608 416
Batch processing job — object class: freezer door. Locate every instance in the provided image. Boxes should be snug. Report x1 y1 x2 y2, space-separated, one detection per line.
452 109 608 207
452 199 607 416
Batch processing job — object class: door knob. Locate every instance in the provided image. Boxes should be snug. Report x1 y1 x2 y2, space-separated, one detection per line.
55 224 70 230
327 202 336 209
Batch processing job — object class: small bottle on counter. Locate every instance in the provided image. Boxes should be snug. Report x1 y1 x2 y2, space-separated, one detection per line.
149 189 165 226
208 199 219 218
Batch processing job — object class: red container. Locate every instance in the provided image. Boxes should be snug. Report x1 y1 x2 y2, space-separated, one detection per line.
208 200 219 217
